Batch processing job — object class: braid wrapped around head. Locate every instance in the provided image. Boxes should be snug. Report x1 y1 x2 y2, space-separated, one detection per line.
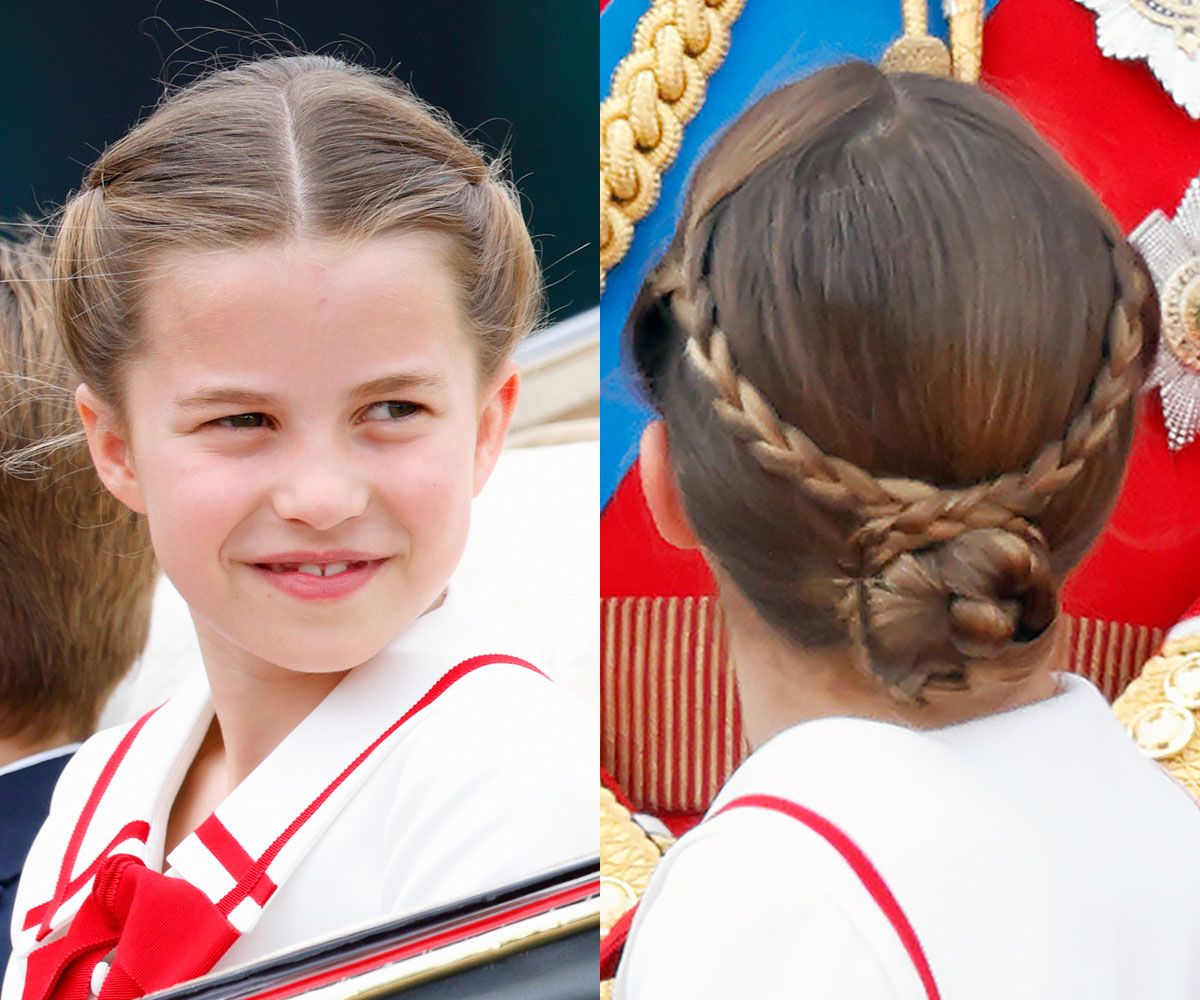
629 64 1158 703
676 240 1149 701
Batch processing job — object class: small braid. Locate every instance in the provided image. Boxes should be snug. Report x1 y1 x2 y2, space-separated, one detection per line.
682 238 1147 575
682 239 1149 701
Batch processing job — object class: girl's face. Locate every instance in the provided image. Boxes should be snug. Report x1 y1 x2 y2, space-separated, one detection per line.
79 234 517 677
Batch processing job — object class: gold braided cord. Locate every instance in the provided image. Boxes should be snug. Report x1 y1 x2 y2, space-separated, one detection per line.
901 0 931 34
879 1 986 82
682 250 1146 575
880 0 951 76
946 1 986 83
600 0 747 293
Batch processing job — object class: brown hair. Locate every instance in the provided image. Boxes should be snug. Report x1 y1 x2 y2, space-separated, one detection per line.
630 63 1158 702
0 235 157 741
53 54 541 410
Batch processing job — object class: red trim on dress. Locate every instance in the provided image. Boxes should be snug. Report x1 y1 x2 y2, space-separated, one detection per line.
31 708 161 939
19 654 549 993
23 821 151 931
195 816 277 907
715 794 941 1000
216 655 546 915
603 794 942 994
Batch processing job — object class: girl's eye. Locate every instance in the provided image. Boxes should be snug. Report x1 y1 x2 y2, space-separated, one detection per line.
362 401 421 422
211 413 269 430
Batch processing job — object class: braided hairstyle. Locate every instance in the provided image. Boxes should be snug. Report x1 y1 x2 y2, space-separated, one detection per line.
629 63 1158 703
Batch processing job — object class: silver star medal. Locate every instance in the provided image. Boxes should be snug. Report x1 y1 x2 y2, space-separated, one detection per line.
1130 174 1200 450
1075 0 1200 117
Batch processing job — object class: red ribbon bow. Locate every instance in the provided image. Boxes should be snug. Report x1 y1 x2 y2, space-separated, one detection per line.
23 852 239 1000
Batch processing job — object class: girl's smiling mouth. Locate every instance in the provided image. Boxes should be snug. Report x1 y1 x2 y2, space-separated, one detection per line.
247 552 389 600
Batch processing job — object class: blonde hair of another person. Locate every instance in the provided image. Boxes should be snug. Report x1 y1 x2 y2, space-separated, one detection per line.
0 235 156 746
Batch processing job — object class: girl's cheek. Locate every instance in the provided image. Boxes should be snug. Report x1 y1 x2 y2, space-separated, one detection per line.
380 430 474 489
143 449 261 523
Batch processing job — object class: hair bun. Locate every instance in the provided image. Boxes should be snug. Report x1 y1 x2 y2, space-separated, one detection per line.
856 526 1057 701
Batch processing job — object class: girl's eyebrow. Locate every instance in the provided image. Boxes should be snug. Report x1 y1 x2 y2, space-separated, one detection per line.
174 372 449 410
355 371 449 398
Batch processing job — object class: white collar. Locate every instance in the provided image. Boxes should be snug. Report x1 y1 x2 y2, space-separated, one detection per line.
27 583 531 942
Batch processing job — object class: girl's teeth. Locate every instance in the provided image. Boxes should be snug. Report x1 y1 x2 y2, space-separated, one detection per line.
264 562 361 576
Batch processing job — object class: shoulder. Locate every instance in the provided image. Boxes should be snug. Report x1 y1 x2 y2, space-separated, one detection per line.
395 656 597 823
373 656 596 900
618 817 917 1000
39 720 141 822
708 717 1057 920
414 655 596 767
394 655 596 825
11 718 140 859
619 730 964 1000
5 719 141 954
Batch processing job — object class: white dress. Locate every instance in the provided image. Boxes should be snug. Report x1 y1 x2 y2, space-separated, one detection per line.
615 674 1200 999
4 587 597 999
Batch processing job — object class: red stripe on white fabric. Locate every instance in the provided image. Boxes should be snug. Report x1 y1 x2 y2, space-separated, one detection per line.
36 707 161 939
195 816 278 907
24 820 151 933
715 794 942 1000
215 655 547 915
23 655 546 952
29 710 162 942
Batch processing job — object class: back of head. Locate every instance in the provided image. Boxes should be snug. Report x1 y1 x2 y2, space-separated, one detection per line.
54 54 541 410
630 62 1158 702
0 235 157 742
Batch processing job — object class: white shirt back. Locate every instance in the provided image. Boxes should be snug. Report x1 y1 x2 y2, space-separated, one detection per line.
617 674 1200 999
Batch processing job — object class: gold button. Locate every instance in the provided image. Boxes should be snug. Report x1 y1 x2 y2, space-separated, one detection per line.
1129 702 1195 760
1165 653 1200 709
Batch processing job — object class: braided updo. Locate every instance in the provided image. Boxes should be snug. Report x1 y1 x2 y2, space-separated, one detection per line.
629 63 1158 703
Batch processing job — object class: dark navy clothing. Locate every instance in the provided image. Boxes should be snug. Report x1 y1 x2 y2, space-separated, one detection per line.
0 751 73 981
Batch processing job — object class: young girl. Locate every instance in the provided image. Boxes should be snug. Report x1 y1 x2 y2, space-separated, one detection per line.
3 55 595 1000
613 63 1200 997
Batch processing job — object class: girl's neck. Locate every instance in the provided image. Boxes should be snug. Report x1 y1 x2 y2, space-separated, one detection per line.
723 588 1066 751
163 617 366 857
193 626 351 789
186 589 446 792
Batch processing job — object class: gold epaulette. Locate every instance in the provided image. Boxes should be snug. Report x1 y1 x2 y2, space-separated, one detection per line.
1115 634 1200 799
600 785 674 997
601 786 672 934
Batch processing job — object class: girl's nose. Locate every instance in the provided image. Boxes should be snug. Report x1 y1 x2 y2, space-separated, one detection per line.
270 449 371 531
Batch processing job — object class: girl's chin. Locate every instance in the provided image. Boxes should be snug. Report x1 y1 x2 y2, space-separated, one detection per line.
196 628 399 678
245 640 392 676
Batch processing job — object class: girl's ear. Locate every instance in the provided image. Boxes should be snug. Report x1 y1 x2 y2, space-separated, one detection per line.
473 362 521 496
639 420 699 550
76 384 147 514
